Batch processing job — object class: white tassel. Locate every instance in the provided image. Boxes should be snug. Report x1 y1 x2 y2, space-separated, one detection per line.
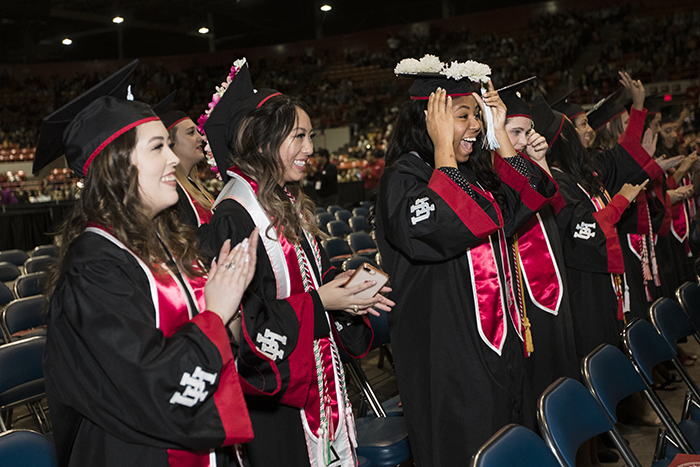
624 275 631 313
346 407 357 448
317 427 326 466
480 86 500 150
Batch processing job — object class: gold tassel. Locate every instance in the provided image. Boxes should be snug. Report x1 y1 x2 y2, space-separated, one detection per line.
523 316 534 354
513 236 534 354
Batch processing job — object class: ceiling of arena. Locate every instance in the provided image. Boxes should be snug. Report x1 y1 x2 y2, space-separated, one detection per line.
1 0 540 63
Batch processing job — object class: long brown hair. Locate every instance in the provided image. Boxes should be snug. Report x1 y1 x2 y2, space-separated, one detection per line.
168 125 214 211
592 114 626 151
47 127 205 298
231 94 321 243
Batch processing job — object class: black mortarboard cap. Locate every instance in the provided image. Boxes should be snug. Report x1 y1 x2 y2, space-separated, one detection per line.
203 62 281 183
153 91 189 130
34 60 141 175
587 88 626 131
406 73 473 100
497 76 536 119
660 106 678 125
531 95 565 145
551 89 585 121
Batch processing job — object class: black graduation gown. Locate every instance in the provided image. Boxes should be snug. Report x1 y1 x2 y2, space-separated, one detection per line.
594 107 665 321
199 198 373 467
375 152 558 466
175 179 213 228
44 231 252 467
515 205 580 404
551 168 633 362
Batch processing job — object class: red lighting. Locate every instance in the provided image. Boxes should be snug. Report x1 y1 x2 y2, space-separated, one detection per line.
664 94 672 102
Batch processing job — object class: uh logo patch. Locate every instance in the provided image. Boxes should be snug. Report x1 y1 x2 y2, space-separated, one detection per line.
170 366 218 407
410 197 435 225
573 221 596 240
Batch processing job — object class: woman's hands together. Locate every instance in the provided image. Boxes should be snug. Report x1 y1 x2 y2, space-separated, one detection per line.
205 229 259 324
317 270 395 317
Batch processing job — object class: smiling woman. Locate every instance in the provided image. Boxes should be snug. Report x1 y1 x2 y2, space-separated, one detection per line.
199 59 393 467
375 56 562 465
34 61 258 467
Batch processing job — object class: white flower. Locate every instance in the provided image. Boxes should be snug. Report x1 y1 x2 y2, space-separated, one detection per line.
443 60 491 83
418 54 444 73
233 57 247 71
394 58 421 75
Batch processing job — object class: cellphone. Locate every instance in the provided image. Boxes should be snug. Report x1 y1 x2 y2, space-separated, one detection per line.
343 263 390 299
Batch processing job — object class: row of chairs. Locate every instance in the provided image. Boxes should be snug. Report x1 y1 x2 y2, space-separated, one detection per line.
323 234 379 270
472 282 700 467
0 245 55 307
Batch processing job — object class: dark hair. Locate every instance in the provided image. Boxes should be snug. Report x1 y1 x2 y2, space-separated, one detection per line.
232 94 321 242
386 99 501 198
547 118 602 196
47 127 205 297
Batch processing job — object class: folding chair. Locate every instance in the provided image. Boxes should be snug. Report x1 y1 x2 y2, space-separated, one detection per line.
23 256 54 274
13 272 47 299
327 205 343 215
2 296 46 343
0 429 57 467
349 216 370 233
315 206 328 214
0 250 29 267
31 245 58 258
352 207 368 217
583 343 693 457
0 336 51 433
322 237 353 269
0 282 13 307
676 282 700 345
0 262 21 282
316 212 334 234
538 377 673 467
335 210 353 223
348 232 377 258
623 317 700 454
649 299 700 405
470 424 560 467
327 220 353 238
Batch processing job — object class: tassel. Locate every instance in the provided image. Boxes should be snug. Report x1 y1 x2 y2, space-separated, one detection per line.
523 316 534 354
650 236 661 287
480 85 500 150
317 427 327 466
346 407 357 448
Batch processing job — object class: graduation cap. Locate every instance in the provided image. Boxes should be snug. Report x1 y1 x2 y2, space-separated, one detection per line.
406 73 473 100
531 95 566 146
34 60 158 176
551 89 585 121
660 106 678 125
153 91 189 131
497 76 536 119
202 62 281 183
587 88 626 131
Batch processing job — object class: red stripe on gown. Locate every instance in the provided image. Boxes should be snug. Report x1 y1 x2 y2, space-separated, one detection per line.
470 237 507 353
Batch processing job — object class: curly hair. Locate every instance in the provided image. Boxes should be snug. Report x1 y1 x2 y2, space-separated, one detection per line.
46 126 204 298
230 94 321 243
386 98 502 199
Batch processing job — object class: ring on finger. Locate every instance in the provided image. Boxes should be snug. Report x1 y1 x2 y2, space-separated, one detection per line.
352 305 358 313
223 261 236 271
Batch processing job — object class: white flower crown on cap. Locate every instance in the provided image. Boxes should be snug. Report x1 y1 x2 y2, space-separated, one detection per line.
394 54 491 84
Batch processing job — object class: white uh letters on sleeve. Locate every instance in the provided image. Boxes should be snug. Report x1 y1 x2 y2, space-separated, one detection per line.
256 328 288 361
573 221 596 240
170 366 218 407
410 197 435 225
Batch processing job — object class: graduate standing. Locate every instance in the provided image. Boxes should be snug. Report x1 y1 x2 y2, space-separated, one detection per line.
199 59 393 467
375 55 560 465
37 61 256 467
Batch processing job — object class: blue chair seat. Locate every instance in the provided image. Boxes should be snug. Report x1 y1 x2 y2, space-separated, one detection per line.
357 456 371 467
0 429 58 467
678 418 700 453
471 424 560 467
355 416 411 467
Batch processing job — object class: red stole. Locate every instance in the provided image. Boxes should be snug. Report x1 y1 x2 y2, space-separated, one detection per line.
515 214 563 315
466 187 521 356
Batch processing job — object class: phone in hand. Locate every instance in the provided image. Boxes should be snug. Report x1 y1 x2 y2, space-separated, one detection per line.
343 263 389 299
